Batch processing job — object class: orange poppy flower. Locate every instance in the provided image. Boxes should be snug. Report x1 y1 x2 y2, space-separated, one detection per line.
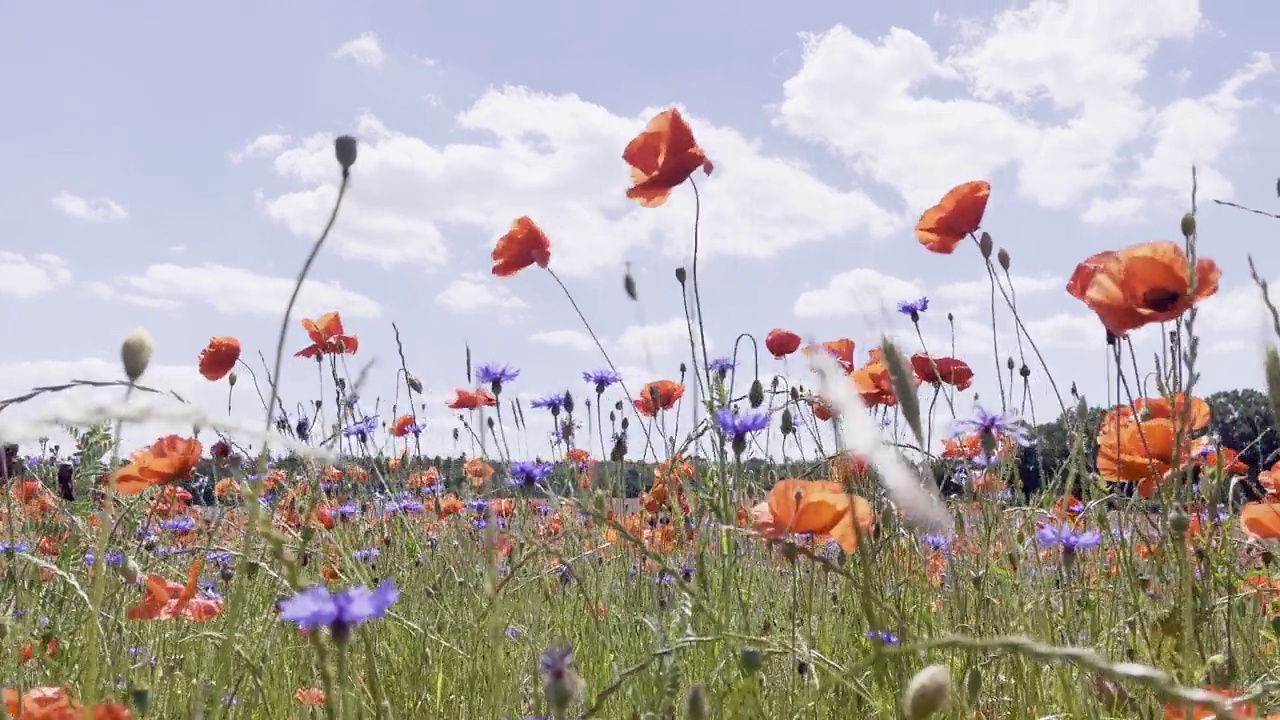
634 380 684 416
1066 241 1221 337
1241 503 1280 540
113 435 202 496
1124 393 1212 433
126 561 224 622
465 458 495 488
751 479 873 554
492 216 551 277
1095 416 1179 497
1162 687 1257 719
804 338 856 373
765 328 802 359
851 349 902 407
623 108 714 208
294 312 359 359
295 688 325 706
910 353 974 391
390 415 420 438
447 389 498 410
811 397 834 421
198 336 241 381
4 686 72 718
914 180 991 254
1260 460 1280 500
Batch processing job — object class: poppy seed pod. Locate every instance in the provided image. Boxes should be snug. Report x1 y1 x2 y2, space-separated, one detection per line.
902 665 951 719
624 268 637 301
334 134 358 174
997 247 1010 271
978 232 993 259
675 267 687 284
120 327 154 382
227 371 238 387
1180 212 1196 239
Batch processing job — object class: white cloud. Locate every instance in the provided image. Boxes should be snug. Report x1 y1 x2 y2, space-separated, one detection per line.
94 263 382 318
1081 196 1147 224
529 329 596 353
614 317 705 359
934 273 1062 307
793 267 923 319
51 192 127 222
435 272 527 315
1023 312 1107 350
256 89 898 276
0 252 71 298
231 133 293 164
774 1 1267 219
332 32 385 67
86 281 181 310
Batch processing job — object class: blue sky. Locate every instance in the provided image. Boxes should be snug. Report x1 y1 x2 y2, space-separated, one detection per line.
1 0 1278 462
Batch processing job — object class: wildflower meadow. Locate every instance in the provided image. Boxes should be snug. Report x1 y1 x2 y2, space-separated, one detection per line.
7 106 1280 720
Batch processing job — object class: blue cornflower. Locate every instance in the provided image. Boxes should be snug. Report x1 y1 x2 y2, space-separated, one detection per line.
531 394 567 414
0 542 31 555
353 548 381 563
160 517 196 533
897 297 929 318
867 630 901 645
714 409 770 442
707 357 735 376
950 406 1032 447
923 534 953 551
509 461 554 488
295 418 311 441
342 416 379 442
583 369 621 394
1036 524 1102 553
206 551 234 566
278 580 399 642
476 363 520 391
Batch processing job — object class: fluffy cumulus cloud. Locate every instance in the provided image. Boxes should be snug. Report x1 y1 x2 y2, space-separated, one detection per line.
435 272 528 317
50 192 128 222
332 32 385 67
775 0 1271 221
247 91 899 277
0 252 72 298
88 264 382 318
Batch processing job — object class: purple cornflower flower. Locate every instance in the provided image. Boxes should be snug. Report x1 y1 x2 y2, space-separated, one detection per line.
0 542 31 555
531 394 567 414
353 548 381 563
950 406 1032 447
867 630 900 645
342 416 379 442
278 580 399 642
509 461 554 488
583 369 621 394
1036 524 1102 553
897 297 929 319
707 357 735 376
476 363 519 393
714 409 769 442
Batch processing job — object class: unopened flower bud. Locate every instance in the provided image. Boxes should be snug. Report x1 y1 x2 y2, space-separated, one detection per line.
675 267 687 284
227 371 238 387
978 232 993 259
1180 212 1196 239
563 391 575 414
1168 509 1191 535
686 685 708 719
334 135 358 174
624 267 638 301
120 327 154 382
996 247 1010 271
749 379 764 408
780 408 794 436
739 647 764 673
902 665 951 719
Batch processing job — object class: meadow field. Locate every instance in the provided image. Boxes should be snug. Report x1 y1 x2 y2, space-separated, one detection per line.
5 113 1280 720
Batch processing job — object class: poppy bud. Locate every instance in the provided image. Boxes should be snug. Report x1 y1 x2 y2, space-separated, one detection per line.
947 312 954 323
748 379 764 408
621 417 629 431
334 134 358 175
965 666 982 705
486 417 495 430
563 391 575 414
679 362 687 376
686 685 708 720
1168 508 1191 535
1019 363 1030 379
1006 357 1015 371
120 327 154 382
780 408 794 436
739 647 764 673
407 375 423 393
1180 212 1196 239
902 665 951 719
451 428 459 442
977 232 993 259
675 267 687 284
624 265 638 301
996 247 1010 271
790 387 800 402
